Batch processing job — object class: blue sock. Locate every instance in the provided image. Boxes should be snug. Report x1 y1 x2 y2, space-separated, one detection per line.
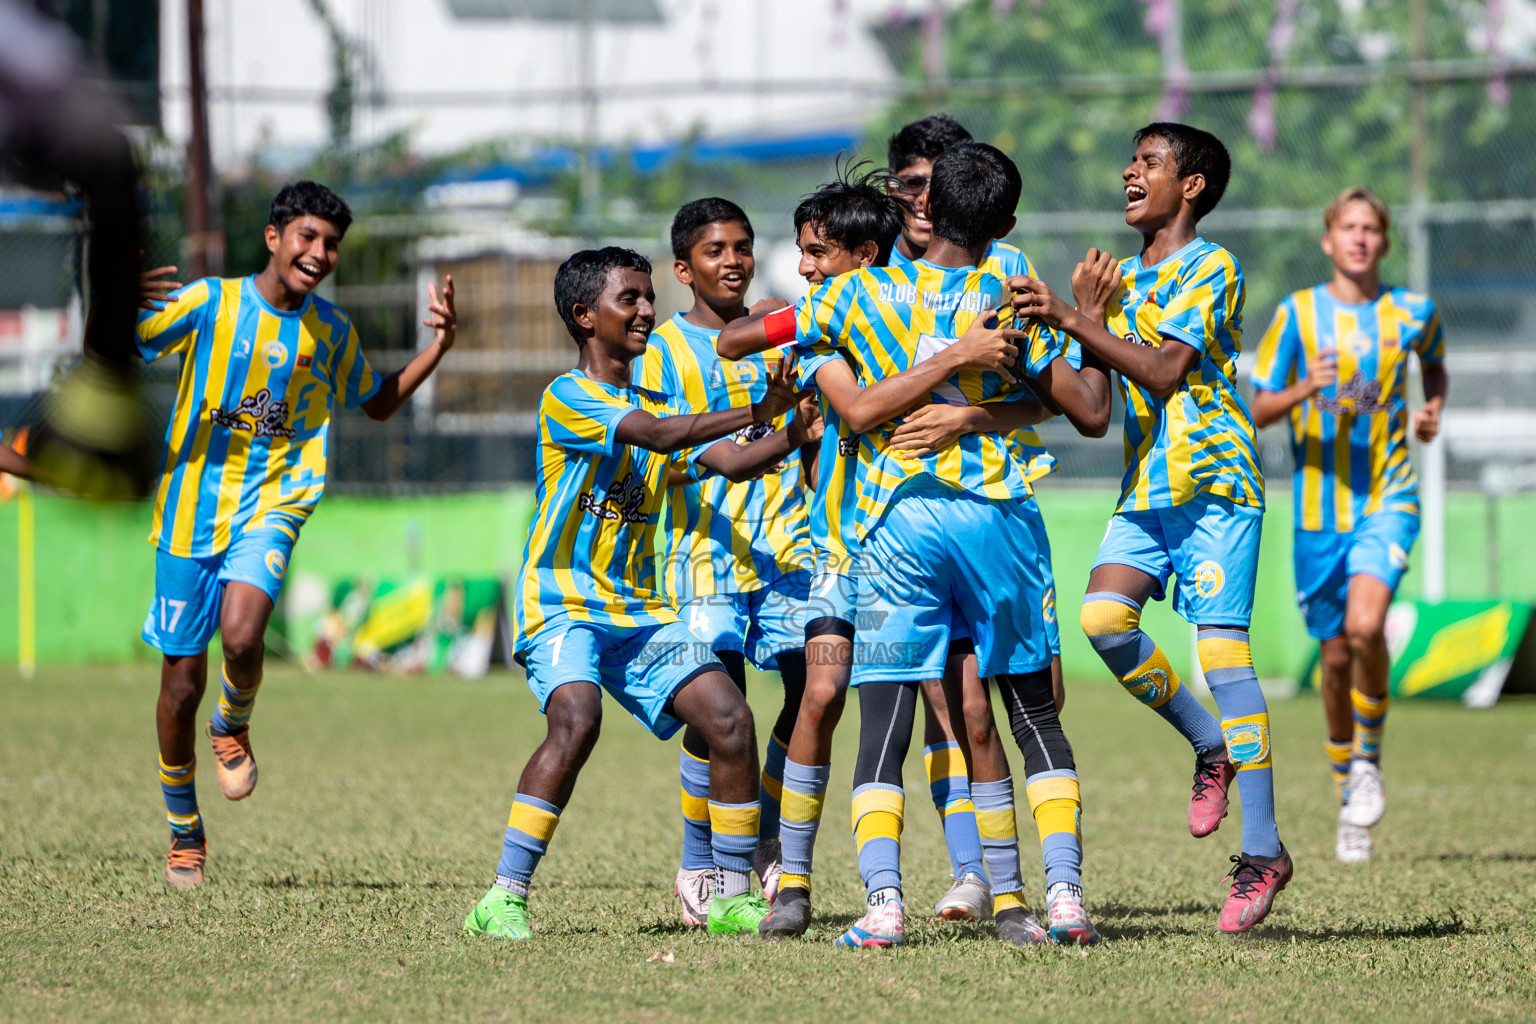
779 759 830 884
760 730 789 842
678 746 713 871
495 794 562 897
1199 629 1281 858
159 755 202 841
208 662 260 737
1083 592 1224 754
709 800 760 898
852 783 904 896
971 776 1025 894
924 741 985 879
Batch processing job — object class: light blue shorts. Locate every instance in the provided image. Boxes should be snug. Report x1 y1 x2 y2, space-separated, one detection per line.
678 570 811 671
852 479 1054 685
519 620 723 740
1294 512 1420 640
142 527 296 656
1093 493 1263 627
949 502 1060 658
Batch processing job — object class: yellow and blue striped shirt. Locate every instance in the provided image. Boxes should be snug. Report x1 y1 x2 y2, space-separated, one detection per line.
1104 238 1263 513
793 259 1061 540
635 314 811 600
514 370 704 652
135 276 380 557
1250 284 1444 533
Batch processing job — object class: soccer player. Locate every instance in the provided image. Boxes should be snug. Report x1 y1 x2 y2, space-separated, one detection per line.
633 198 814 924
725 143 1114 948
1249 186 1446 862
462 247 814 941
1012 123 1291 933
717 166 1032 940
136 181 458 889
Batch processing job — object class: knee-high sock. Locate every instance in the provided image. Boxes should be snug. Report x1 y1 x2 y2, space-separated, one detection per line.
778 758 830 891
1200 630 1281 857
924 741 984 879
208 662 261 737
159 755 202 841
708 800 760 898
997 670 1083 892
678 743 714 872
496 794 562 897
760 730 789 844
1081 593 1224 755
1351 690 1388 765
1327 739 1352 804
971 776 1027 911
851 682 916 898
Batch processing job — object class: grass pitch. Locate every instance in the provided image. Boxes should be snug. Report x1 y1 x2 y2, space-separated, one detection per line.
2 665 1534 1023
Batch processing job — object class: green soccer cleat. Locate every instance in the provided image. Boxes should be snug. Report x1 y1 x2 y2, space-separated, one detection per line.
464 886 533 940
706 892 770 936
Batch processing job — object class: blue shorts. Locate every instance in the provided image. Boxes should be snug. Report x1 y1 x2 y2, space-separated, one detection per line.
519 620 723 740
804 562 861 638
680 570 811 671
949 505 1060 658
1093 494 1262 627
853 479 1053 685
1294 513 1420 640
142 527 296 656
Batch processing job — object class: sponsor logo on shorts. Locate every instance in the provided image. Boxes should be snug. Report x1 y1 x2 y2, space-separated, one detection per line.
265 549 287 579
1389 543 1409 570
1125 668 1170 705
262 340 288 368
1193 560 1225 598
1042 587 1056 624
1223 721 1270 765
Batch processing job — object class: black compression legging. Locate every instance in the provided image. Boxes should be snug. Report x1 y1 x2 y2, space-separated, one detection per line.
852 682 919 789
995 669 1075 776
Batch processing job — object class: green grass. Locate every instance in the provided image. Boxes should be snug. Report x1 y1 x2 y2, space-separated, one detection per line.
2 666 1534 1023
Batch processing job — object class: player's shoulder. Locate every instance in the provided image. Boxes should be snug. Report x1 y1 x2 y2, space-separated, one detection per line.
1186 238 1242 277
1384 285 1435 316
306 290 351 325
983 239 1032 276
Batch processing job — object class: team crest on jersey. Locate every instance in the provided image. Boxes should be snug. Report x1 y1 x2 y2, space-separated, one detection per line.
1042 587 1056 624
265 549 288 579
1345 331 1373 358
1389 543 1409 570
1125 668 1171 706
209 388 297 439
262 340 288 368
729 361 759 386
1193 560 1225 598
577 471 647 524
1223 720 1270 766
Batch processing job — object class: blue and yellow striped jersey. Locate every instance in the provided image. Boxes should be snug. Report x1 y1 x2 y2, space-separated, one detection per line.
634 314 811 599
793 258 1063 540
135 276 381 557
891 240 1080 485
514 370 702 651
1103 238 1263 512
1250 284 1444 532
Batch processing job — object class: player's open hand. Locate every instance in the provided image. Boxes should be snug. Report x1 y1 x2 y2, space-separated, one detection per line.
888 402 973 458
424 275 457 350
1071 248 1120 321
140 265 183 310
1413 403 1441 443
754 348 809 421
790 394 824 447
1008 275 1075 330
750 297 791 316
951 310 1021 384
1305 350 1338 395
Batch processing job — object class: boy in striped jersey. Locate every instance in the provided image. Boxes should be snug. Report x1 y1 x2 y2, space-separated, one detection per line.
1250 187 1447 862
136 182 457 889
463 247 815 941
1015 123 1292 932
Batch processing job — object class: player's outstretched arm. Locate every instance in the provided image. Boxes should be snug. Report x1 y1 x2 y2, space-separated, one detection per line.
886 392 1048 458
1251 349 1337 427
361 276 457 421
695 396 819 483
716 298 792 361
1414 359 1447 443
1034 352 1112 438
615 352 805 456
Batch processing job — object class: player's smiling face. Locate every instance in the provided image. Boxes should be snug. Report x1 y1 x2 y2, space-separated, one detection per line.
679 220 754 307
1322 200 1388 278
265 214 342 296
585 267 656 359
1122 135 1192 232
796 222 874 285
892 157 934 252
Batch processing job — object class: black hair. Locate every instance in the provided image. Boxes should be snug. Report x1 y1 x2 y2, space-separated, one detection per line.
927 142 1021 250
886 114 973 173
792 162 908 268
1133 122 1231 221
553 247 653 347
268 180 353 236
669 197 753 262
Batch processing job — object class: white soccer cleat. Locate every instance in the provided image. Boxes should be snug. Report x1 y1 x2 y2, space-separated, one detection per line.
1340 761 1386 828
934 871 992 922
674 866 714 927
1335 807 1373 863
754 837 783 904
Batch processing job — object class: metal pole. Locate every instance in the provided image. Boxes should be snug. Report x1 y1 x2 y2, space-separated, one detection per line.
577 0 599 240
184 0 222 278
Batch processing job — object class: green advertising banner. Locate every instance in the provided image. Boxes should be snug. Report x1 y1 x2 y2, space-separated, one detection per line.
1300 600 1536 707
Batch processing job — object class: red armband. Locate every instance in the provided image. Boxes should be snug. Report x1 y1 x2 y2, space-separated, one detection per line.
764 305 797 347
